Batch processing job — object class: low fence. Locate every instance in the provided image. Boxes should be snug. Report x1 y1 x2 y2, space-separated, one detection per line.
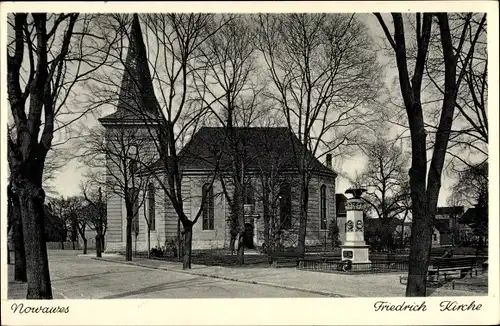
298 259 409 274
298 255 488 274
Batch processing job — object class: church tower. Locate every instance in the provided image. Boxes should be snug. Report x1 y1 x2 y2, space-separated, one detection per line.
99 14 162 253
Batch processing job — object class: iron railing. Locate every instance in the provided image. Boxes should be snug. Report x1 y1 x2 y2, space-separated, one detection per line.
298 259 409 274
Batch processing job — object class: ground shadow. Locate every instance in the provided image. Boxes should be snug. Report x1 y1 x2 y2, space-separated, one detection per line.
101 276 209 299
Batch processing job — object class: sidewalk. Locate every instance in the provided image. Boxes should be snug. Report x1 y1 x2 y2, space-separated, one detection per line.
94 256 481 298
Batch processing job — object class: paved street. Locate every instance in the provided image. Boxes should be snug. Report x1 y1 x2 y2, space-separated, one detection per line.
8 250 322 299
8 250 483 299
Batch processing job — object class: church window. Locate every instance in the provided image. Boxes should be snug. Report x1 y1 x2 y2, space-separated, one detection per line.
243 183 255 205
202 183 214 230
320 184 327 230
279 183 292 229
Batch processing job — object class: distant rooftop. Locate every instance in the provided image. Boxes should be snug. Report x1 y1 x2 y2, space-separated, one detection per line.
436 206 464 216
459 207 477 224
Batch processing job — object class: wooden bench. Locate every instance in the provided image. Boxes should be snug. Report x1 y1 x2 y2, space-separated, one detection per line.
428 257 478 281
270 252 301 268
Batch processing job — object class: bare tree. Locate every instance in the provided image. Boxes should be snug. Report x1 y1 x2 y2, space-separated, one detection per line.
254 133 297 255
6 13 114 299
73 199 89 255
255 13 382 256
425 14 488 173
354 135 411 250
451 161 488 207
81 183 107 257
85 14 230 269
450 162 488 245
79 126 153 261
49 196 73 250
374 12 485 296
193 14 261 265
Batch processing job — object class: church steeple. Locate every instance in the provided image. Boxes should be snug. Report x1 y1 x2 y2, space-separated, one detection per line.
100 13 160 125
118 13 160 117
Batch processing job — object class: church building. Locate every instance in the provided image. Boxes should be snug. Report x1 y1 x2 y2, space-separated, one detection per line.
99 14 343 253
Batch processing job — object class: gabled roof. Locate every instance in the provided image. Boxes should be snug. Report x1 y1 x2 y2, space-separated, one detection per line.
459 207 477 224
157 127 336 176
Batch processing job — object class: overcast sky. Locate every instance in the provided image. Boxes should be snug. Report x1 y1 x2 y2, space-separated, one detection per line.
46 13 464 207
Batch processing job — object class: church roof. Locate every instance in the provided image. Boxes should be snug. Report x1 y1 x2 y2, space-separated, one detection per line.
99 14 161 126
157 127 336 177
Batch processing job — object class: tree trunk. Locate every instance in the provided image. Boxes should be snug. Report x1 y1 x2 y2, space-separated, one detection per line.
406 207 432 296
273 214 280 253
147 227 151 259
18 182 53 299
235 201 245 266
263 185 271 257
60 240 64 250
126 218 133 261
101 236 105 252
232 177 245 265
183 224 193 269
95 233 102 258
82 238 87 255
263 214 270 255
297 176 309 257
177 218 182 261
71 219 77 250
236 232 245 265
406 139 432 297
134 234 138 257
14 217 27 282
229 236 236 255
12 193 27 282
381 219 393 251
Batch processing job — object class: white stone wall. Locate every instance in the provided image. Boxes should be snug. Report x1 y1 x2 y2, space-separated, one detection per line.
190 176 227 249
106 168 340 252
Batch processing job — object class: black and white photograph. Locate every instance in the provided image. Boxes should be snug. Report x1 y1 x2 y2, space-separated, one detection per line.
1 1 498 325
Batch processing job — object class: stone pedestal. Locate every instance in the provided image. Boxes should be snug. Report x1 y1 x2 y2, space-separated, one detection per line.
340 197 371 268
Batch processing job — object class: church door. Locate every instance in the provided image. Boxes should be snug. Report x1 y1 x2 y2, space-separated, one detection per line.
243 223 254 249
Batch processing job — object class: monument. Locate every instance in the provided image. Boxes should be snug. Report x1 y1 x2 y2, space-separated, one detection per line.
341 188 371 268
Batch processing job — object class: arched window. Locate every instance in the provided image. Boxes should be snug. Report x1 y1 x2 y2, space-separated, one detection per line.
202 183 214 230
128 159 138 176
279 183 292 229
148 183 155 231
320 185 327 230
243 183 254 205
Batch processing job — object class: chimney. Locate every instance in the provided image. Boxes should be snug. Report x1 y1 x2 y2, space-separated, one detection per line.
326 154 332 169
